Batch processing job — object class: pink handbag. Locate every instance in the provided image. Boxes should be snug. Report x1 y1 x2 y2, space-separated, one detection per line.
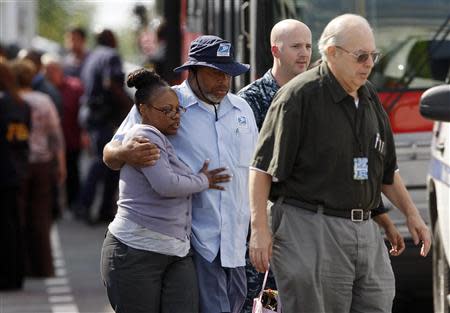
252 268 282 313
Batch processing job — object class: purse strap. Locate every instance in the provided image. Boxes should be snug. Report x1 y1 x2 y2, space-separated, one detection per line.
258 265 270 302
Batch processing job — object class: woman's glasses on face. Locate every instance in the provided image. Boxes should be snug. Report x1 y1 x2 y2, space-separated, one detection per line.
336 46 381 64
150 105 187 119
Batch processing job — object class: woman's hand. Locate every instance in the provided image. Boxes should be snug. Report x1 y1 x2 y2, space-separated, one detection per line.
199 159 232 190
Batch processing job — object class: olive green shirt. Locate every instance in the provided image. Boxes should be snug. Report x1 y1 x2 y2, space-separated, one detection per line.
252 62 397 211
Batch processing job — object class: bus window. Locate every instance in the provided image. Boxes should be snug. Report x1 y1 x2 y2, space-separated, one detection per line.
371 38 450 90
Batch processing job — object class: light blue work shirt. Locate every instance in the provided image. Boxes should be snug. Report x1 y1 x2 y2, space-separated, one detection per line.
113 81 258 267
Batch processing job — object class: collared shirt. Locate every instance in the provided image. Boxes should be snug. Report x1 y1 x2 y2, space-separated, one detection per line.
113 81 258 267
252 62 397 211
238 69 280 130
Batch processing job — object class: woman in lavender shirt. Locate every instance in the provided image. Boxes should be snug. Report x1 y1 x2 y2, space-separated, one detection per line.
101 69 230 313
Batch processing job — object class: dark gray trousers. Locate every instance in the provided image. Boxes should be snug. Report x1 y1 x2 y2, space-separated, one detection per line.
101 231 199 313
271 201 395 313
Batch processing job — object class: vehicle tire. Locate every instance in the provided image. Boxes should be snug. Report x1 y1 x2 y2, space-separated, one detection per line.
433 221 450 313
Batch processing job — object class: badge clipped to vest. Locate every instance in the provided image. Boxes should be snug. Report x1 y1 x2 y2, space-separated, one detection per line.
353 157 369 180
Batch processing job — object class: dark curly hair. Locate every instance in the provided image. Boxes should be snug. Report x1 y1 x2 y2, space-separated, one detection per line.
127 68 170 111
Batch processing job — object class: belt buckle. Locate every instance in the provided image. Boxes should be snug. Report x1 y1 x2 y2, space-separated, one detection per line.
351 209 364 222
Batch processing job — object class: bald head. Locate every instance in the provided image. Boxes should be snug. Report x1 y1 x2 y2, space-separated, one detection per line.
318 14 374 60
270 19 312 85
270 19 311 47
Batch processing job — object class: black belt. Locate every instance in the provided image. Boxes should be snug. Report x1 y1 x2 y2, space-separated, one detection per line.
283 198 370 222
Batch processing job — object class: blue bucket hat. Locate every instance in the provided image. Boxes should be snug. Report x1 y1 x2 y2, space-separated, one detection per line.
173 35 250 76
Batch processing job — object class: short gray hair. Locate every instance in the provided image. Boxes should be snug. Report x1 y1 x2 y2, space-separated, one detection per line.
318 14 372 61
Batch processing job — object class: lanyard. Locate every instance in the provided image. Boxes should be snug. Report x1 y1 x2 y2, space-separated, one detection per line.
340 98 364 154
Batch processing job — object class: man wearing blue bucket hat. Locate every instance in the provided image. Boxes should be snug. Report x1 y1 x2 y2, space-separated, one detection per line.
174 35 250 76
103 35 258 313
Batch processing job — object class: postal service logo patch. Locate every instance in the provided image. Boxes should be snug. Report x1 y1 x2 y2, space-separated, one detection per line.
217 43 231 57
237 116 248 128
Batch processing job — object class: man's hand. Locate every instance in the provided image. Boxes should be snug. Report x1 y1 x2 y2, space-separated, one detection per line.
384 224 405 256
373 213 405 256
123 136 160 167
249 224 272 273
382 172 432 257
103 137 160 170
406 213 431 257
249 170 273 273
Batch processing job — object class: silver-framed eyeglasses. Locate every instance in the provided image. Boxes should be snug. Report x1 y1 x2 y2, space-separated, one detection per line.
150 105 187 119
336 46 381 64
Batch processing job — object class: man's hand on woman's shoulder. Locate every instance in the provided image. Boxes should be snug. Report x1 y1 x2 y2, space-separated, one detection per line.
103 136 161 170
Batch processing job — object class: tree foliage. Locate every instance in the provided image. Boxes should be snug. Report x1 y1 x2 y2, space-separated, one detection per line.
38 0 93 44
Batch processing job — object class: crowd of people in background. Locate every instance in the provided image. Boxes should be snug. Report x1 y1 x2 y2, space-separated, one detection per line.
0 26 128 290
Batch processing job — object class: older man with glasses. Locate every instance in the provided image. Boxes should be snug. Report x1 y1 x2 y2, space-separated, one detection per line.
249 13 431 313
335 45 382 64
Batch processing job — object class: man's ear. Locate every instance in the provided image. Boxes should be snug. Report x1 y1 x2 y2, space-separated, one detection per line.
327 45 337 60
271 45 280 58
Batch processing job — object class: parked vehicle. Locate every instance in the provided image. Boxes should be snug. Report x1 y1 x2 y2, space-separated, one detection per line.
420 84 450 313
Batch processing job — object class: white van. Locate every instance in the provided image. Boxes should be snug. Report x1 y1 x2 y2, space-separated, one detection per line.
420 84 450 313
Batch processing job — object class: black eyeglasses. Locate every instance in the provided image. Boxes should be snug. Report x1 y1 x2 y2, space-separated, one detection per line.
150 105 187 119
335 46 381 64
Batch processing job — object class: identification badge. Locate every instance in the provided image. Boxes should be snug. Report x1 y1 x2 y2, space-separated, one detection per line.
353 157 368 180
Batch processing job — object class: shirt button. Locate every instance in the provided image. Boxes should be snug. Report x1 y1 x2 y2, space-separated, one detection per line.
184 226 187 230
186 196 189 199
186 212 189 216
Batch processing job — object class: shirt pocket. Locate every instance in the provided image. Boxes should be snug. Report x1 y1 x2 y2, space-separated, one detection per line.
369 144 385 182
236 127 254 167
